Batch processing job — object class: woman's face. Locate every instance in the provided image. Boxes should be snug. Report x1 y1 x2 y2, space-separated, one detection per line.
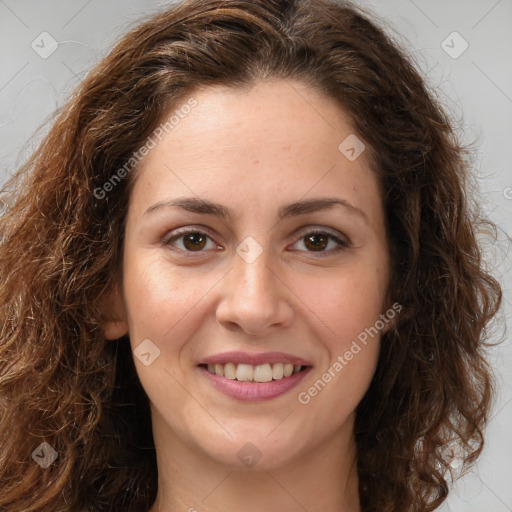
105 79 391 469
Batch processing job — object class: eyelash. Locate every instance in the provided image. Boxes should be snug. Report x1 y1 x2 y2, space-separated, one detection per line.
163 227 350 258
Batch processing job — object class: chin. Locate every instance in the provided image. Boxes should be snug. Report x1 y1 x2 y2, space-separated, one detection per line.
196 428 308 471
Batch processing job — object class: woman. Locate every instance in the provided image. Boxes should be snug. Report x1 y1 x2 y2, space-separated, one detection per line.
0 0 502 510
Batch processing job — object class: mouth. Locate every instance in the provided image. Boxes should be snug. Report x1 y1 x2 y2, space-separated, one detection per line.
197 351 313 401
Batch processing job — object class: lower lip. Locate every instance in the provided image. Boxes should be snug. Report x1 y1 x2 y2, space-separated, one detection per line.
198 365 312 402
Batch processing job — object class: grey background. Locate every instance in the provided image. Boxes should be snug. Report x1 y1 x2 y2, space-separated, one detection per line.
0 0 511 509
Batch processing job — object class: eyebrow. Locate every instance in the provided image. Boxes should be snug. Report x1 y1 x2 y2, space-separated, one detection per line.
144 196 369 223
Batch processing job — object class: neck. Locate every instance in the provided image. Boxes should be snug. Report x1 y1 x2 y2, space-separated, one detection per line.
148 411 361 512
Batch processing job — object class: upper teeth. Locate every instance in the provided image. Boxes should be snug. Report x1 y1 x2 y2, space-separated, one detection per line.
206 363 302 382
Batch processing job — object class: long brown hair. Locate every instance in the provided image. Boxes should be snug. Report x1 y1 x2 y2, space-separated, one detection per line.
0 0 502 510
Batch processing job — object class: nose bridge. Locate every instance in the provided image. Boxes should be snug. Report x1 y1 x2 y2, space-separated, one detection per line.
232 240 275 302
215 237 293 333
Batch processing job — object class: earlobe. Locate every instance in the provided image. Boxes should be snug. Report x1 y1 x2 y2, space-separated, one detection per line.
381 319 394 335
379 302 398 335
100 285 129 340
103 318 129 340
381 301 400 335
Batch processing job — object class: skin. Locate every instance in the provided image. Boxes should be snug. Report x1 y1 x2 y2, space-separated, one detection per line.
102 79 391 512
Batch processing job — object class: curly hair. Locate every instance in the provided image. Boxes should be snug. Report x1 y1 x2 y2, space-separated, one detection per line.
0 0 502 510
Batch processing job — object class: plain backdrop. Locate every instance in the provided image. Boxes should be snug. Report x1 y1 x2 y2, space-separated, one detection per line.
1 0 511 510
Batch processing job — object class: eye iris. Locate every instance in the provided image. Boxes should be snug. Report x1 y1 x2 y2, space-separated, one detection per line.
304 233 329 251
183 232 207 251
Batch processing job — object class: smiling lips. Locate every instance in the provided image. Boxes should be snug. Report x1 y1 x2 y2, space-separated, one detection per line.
198 350 313 401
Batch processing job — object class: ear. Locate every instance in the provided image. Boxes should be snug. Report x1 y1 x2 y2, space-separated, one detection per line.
381 317 395 335
99 284 129 340
380 301 401 335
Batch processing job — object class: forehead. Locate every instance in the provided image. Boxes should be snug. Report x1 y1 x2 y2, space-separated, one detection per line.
130 79 383 224
163 79 362 156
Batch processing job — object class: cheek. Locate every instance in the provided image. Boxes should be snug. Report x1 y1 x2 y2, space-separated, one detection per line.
296 269 384 431
300 339 380 439
295 262 387 346
292 261 385 412
121 252 214 350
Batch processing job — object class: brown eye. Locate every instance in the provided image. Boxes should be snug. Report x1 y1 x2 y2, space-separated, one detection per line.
182 232 208 251
164 229 218 253
303 233 330 251
291 230 349 257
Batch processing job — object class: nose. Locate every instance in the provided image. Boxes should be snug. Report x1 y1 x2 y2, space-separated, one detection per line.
215 245 294 335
